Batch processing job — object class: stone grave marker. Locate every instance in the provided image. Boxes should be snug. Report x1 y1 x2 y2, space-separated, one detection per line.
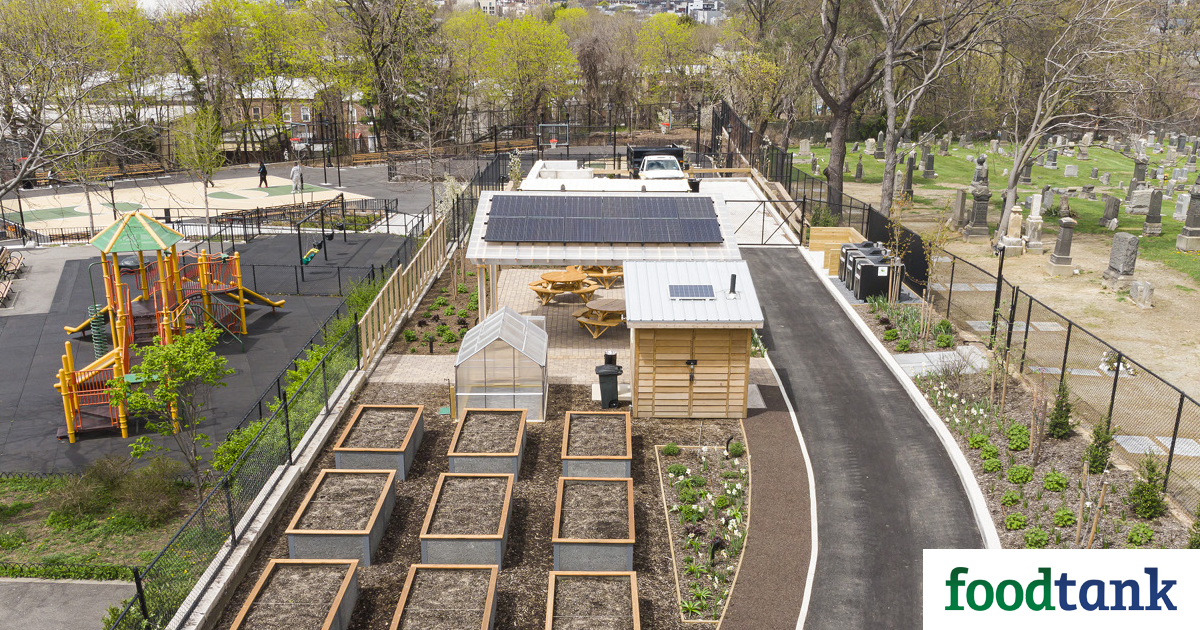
1046 217 1077 275
874 131 886 159
798 139 811 155
1143 190 1163 237
1130 280 1153 308
1175 192 1190 222
1046 149 1058 169
923 154 936 178
1128 188 1153 215
1090 167 1099 179
1101 232 1139 290
865 137 876 155
855 156 863 182
1064 164 1078 177
1100 172 1111 185
1179 193 1200 252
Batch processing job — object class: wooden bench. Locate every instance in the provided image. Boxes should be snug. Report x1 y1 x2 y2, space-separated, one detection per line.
529 280 564 306
576 315 621 339
121 163 165 178
351 153 387 166
568 279 602 302
0 248 20 279
0 280 14 307
584 266 623 289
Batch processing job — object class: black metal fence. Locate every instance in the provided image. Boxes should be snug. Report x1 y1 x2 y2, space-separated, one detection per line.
929 251 1200 511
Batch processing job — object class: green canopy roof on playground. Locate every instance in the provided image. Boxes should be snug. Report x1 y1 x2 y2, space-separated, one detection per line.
90 212 185 254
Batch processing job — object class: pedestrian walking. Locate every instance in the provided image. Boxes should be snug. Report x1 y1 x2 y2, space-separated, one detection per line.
257 161 268 187
290 161 303 193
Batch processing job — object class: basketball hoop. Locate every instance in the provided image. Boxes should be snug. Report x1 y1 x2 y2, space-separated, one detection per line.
550 136 559 148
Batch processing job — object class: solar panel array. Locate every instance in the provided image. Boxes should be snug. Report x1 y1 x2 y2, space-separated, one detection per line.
483 195 723 244
668 284 716 299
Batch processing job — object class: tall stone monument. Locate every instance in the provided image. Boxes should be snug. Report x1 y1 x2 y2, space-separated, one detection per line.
1026 195 1045 255
1046 217 1077 275
874 131 886 159
855 155 863 182
1102 233 1139 290
999 211 1024 255
964 155 992 242
1179 190 1200 252
1143 190 1163 236
923 153 936 178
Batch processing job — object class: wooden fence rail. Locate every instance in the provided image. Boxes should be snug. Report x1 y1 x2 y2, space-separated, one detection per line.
357 214 451 369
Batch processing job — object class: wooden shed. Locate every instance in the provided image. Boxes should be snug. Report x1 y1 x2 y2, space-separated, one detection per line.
623 260 764 419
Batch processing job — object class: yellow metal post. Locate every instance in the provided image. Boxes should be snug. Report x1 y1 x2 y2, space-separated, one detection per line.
62 342 77 443
136 251 150 301
171 245 185 334
200 250 213 321
233 252 247 334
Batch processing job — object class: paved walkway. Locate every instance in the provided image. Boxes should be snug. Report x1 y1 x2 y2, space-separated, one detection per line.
0 578 133 630
722 384 812 629
743 247 982 629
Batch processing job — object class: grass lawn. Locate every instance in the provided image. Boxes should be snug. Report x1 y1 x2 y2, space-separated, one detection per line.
792 141 1200 284
0 474 195 570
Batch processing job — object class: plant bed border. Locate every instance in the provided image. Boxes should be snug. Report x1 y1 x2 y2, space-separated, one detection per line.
333 404 425 480
447 408 528 480
552 477 636 571
388 564 499 630
544 571 641 630
419 473 515 567
561 411 633 478
230 559 360 630
285 469 397 566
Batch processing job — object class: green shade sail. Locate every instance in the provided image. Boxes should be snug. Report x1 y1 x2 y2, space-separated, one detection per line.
90 212 185 254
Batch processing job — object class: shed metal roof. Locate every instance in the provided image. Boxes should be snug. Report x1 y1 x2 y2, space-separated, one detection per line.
454 306 548 367
623 260 764 327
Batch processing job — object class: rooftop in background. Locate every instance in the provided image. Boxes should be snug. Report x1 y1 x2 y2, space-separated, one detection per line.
518 160 690 192
623 259 763 328
467 191 741 266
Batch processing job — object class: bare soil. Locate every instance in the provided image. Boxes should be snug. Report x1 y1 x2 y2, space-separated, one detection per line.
295 473 389 532
453 410 522 454
566 414 628 457
428 476 508 536
387 261 478 356
237 564 346 630
216 381 734 630
558 480 630 540
395 567 492 630
552 574 635 630
342 407 417 449
918 366 1192 549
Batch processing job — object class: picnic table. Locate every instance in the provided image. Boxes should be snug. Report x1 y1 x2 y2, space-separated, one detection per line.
583 265 623 289
530 268 601 306
575 298 626 339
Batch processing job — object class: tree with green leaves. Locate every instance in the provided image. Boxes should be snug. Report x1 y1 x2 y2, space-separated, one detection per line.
174 106 225 240
636 13 702 102
108 325 234 505
481 16 579 120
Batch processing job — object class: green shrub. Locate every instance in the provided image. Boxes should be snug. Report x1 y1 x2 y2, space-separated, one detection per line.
679 505 703 523
46 475 108 519
1085 422 1116 474
442 330 458 343
443 305 457 316
422 332 436 343
1127 458 1167 519
980 444 1000 460
1007 465 1033 485
467 291 479 310
896 339 911 352
0 528 28 550
83 455 132 492
1046 380 1073 439
728 441 746 457
667 463 688 476
1053 506 1077 528
1000 490 1021 507
1043 470 1068 492
883 329 899 341
457 283 470 294
1024 527 1050 549
1127 523 1155 547
714 495 731 509
934 319 953 336
982 458 1002 473
402 328 418 342
116 457 184 528
968 433 989 449
1004 513 1027 530
1006 424 1030 451
457 308 470 317
936 334 954 348
720 470 742 479
678 488 700 504
433 296 449 307
436 324 450 336
663 443 681 456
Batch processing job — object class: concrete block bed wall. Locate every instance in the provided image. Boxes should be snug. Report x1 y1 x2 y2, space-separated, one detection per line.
332 404 425 480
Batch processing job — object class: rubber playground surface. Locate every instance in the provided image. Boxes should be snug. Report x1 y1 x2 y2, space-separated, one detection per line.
6 175 368 233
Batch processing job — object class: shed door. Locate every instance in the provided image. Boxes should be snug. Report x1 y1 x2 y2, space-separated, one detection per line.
634 328 750 419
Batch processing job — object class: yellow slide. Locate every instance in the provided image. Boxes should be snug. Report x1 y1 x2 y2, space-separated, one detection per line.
231 289 286 309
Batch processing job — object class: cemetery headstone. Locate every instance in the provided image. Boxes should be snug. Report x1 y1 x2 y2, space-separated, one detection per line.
1132 159 1148 182
1046 149 1058 169
1179 135 1187 152
1064 164 1078 177
1129 280 1154 309
798 139 812 155
939 138 949 156
951 189 969 229
855 156 863 183
1090 167 1099 179
1036 153 1045 167
1100 172 1111 185
1100 195 1120 227
903 161 914 198
1058 194 1071 219
1178 192 1200 252
874 132 886 159
1046 217 1077 275
851 141 860 153
1143 190 1163 237
999 211 1024 255
923 154 936 178
990 139 999 153
1101 232 1139 290
1026 205 1045 255
965 155 992 242
865 137 876 155
1128 188 1153 215
1082 185 1096 200
1175 193 1190 222
811 154 819 174
1019 164 1032 184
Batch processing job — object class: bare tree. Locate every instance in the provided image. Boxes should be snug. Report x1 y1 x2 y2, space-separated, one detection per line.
993 0 1145 243
871 0 1005 216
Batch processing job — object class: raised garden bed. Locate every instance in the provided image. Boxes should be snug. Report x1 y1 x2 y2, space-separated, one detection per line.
545 571 640 630
561 411 632 478
419 473 515 567
448 408 527 479
388 564 499 630
552 477 635 571
286 469 396 566
230 559 359 630
333 404 425 480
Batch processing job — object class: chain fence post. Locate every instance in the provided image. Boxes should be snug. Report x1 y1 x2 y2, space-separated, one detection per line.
279 380 293 466
223 478 238 544
1059 322 1073 385
945 257 956 318
1163 393 1186 491
1106 351 1122 429
133 567 150 621
1004 284 1019 354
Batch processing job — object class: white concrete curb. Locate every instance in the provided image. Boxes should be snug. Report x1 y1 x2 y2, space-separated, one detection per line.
799 248 1002 549
762 354 820 630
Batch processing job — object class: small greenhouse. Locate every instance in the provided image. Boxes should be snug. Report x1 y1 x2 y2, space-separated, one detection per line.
454 307 549 421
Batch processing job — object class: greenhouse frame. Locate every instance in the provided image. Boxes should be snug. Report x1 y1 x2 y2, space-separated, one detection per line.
454 307 549 421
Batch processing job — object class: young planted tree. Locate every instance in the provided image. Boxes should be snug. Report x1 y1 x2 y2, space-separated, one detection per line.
1046 379 1073 439
108 325 235 505
174 106 225 241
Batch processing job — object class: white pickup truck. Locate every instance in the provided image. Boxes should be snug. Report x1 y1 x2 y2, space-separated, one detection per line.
636 155 686 180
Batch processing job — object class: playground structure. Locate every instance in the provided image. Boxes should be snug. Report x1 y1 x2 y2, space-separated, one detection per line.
55 213 286 442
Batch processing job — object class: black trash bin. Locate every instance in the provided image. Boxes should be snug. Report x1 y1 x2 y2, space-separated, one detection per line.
596 363 623 409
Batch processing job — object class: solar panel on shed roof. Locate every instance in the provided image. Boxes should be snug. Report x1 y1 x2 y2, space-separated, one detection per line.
668 284 715 299
484 195 722 244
